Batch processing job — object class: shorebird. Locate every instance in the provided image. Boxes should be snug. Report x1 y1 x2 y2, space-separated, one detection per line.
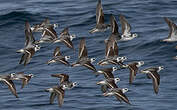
71 38 97 72
10 72 33 89
163 17 177 42
119 14 138 41
45 86 65 107
51 73 77 90
47 47 70 66
96 67 118 79
89 0 110 33
105 15 121 42
103 88 130 104
96 78 120 93
98 38 127 66
31 18 58 32
0 75 18 98
37 27 75 49
17 21 40 66
122 61 144 84
140 66 163 94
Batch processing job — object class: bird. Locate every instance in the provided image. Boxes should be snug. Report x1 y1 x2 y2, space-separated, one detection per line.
71 38 97 72
105 14 121 42
37 25 58 43
103 88 130 104
96 67 118 79
163 17 177 42
89 0 110 33
45 86 65 107
9 72 33 89
31 18 58 32
0 75 18 98
140 66 163 94
17 21 40 66
51 73 77 90
98 38 127 66
54 27 75 49
96 78 120 93
47 47 70 66
38 27 75 49
119 14 138 41
122 61 144 84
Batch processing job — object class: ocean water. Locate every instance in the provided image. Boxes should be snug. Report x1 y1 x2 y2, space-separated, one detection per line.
0 0 177 110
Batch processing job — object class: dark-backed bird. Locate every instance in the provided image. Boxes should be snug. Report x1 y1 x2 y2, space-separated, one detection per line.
17 21 40 66
71 38 97 72
10 72 33 89
47 47 70 66
51 73 77 90
119 14 138 41
140 66 163 94
163 17 177 42
0 75 18 98
89 0 110 33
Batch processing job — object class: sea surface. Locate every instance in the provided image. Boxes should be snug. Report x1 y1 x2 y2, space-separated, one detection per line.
0 0 177 110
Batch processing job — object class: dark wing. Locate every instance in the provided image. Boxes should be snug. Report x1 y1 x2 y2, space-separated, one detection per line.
128 63 138 84
114 90 131 104
96 0 104 24
119 14 131 35
60 27 70 36
55 87 65 107
40 18 50 27
105 40 115 58
4 79 18 98
101 85 108 93
101 68 114 79
110 15 119 34
83 61 97 72
164 17 177 39
51 74 69 83
113 41 118 57
19 54 26 64
43 26 58 39
107 80 118 88
53 47 61 57
79 38 88 59
50 92 57 104
149 71 160 94
25 21 35 47
62 37 74 49
58 58 70 66
21 76 32 89
24 48 35 66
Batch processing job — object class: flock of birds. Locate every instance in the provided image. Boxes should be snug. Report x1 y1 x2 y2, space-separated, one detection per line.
0 0 177 107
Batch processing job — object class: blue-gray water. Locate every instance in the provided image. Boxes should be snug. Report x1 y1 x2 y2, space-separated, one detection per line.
0 0 177 110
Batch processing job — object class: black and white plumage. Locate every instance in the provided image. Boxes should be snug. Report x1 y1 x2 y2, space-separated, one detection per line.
103 88 130 104
45 86 65 107
163 17 177 42
17 21 40 66
51 73 77 90
47 47 70 66
71 38 97 72
38 27 75 49
96 78 120 93
140 66 163 94
97 67 117 79
98 38 127 66
119 14 138 41
89 0 110 33
31 18 58 32
0 75 18 98
10 72 33 89
123 61 144 84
